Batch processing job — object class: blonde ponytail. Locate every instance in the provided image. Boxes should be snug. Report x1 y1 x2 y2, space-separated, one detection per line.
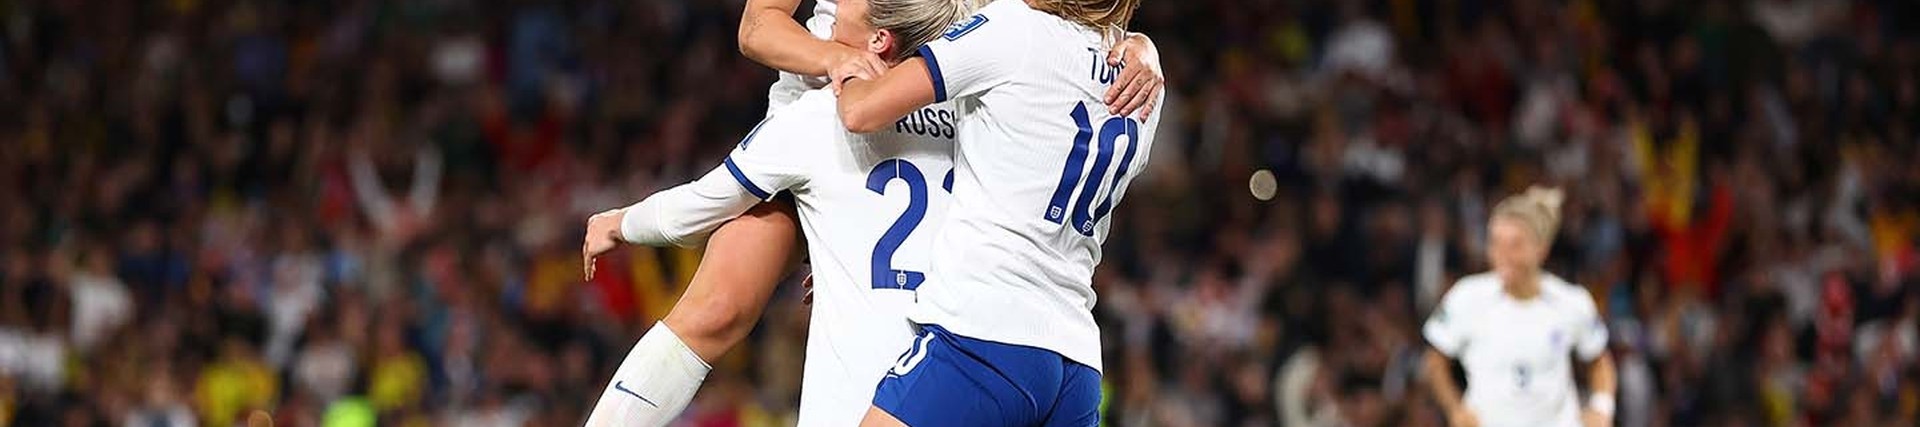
1493 186 1565 245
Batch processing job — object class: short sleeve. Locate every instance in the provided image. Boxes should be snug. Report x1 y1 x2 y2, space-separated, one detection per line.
722 110 823 200
917 10 1022 103
1423 285 1472 357
1573 291 1609 361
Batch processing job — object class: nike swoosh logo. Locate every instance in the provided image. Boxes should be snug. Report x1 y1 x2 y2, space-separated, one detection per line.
613 381 660 408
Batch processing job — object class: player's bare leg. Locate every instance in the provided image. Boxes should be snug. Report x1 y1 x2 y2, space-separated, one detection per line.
664 201 802 360
860 406 910 427
585 202 801 427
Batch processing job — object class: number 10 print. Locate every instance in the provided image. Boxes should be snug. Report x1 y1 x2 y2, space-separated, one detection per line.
1045 102 1141 236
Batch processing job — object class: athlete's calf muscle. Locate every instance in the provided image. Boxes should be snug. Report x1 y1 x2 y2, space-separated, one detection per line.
663 201 802 362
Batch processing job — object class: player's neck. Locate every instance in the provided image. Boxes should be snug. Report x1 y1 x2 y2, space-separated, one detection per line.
1503 272 1542 300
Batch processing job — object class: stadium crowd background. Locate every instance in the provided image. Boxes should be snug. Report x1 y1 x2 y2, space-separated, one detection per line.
1 0 1917 426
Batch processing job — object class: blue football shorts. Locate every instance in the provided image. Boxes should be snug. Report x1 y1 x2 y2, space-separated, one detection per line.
870 324 1101 427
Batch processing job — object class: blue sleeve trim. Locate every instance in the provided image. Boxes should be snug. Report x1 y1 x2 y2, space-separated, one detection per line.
723 157 774 200
737 117 772 149
918 45 949 103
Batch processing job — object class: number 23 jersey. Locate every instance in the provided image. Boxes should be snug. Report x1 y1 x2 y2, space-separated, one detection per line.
726 89 959 427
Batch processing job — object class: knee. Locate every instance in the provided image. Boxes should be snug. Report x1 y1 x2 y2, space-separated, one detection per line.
661 295 755 359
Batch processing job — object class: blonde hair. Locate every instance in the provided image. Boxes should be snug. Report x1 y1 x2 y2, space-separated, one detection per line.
867 0 993 61
1493 186 1565 245
1029 0 1145 41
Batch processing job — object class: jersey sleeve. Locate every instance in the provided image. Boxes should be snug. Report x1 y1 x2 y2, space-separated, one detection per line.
618 167 764 247
1423 284 1473 357
721 112 824 200
916 10 1023 103
618 113 820 247
1572 289 1609 361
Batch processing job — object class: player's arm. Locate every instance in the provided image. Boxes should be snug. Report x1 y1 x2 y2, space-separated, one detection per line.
839 58 938 133
841 25 1167 130
842 13 1018 133
583 112 816 275
1580 354 1618 427
1423 348 1477 427
840 34 1169 127
582 165 766 281
739 0 886 81
1574 293 1616 427
1422 289 1479 427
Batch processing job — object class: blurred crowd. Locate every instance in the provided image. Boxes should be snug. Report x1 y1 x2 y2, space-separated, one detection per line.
0 0 1915 426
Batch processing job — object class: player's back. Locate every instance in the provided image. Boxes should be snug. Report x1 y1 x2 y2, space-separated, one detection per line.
733 90 958 426
910 0 1163 371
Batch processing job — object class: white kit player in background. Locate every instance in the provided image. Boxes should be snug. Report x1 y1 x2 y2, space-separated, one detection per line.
836 0 1164 425
579 0 1164 425
1423 187 1619 427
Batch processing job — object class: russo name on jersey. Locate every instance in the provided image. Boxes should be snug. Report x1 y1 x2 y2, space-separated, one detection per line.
892 107 957 139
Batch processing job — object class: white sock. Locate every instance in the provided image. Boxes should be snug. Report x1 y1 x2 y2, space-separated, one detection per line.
584 322 712 427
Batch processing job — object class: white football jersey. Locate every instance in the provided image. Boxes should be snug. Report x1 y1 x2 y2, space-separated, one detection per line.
1423 273 1609 427
724 90 959 427
907 0 1163 371
766 0 840 113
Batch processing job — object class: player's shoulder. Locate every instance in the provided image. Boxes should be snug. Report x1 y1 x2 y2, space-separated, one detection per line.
738 90 842 154
765 91 843 133
1446 273 1504 301
785 89 841 117
1540 274 1599 310
938 0 1029 41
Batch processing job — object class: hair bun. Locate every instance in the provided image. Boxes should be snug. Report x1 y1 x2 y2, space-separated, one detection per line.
1528 186 1564 220
1493 185 1566 245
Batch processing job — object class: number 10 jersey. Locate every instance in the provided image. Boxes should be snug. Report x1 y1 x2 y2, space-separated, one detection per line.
909 0 1166 373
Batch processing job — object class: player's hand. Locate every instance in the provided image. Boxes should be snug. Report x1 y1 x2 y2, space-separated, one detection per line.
583 208 626 280
1447 408 1480 427
1104 33 1164 119
827 48 888 95
1581 409 1609 427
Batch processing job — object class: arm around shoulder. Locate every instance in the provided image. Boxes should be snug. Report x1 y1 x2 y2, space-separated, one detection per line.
838 58 937 133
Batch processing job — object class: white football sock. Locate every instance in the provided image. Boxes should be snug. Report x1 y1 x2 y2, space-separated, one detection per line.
584 322 712 427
